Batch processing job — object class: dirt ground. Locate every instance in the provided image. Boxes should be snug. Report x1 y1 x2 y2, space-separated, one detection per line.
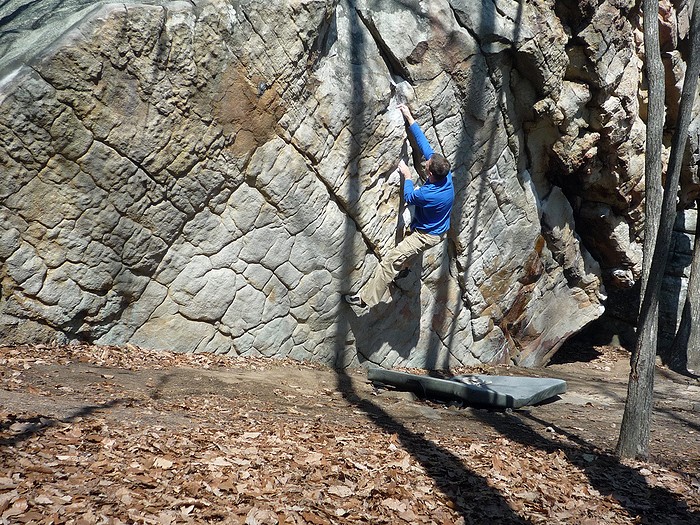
0 343 698 524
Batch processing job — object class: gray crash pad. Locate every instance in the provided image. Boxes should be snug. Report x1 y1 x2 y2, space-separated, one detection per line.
368 369 567 409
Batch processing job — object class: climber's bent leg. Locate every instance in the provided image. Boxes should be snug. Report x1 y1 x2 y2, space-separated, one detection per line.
359 231 441 307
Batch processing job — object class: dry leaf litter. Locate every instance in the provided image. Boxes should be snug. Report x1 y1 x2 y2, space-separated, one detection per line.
0 344 698 524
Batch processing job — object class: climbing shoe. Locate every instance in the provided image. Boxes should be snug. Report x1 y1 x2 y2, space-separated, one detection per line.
342 294 366 308
394 268 410 282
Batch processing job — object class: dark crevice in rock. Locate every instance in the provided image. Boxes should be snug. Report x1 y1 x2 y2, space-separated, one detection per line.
306 8 337 71
354 7 411 84
0 0 42 32
450 3 484 52
284 135 379 258
427 105 446 157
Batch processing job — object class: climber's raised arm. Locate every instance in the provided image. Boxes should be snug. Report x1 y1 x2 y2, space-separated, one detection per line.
398 104 434 161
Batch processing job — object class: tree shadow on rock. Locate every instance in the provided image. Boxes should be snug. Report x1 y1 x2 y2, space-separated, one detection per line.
345 254 430 366
334 0 529 522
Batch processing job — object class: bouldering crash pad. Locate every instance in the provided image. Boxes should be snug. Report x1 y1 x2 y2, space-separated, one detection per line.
367 369 567 409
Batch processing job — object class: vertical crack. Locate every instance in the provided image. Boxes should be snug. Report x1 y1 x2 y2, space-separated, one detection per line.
354 7 412 84
284 135 381 258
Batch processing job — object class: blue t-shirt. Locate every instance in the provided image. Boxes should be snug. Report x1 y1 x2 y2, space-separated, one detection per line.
403 122 454 236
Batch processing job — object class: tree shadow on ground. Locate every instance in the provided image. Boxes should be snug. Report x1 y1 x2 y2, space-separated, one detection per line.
331 1 536 521
655 403 700 434
0 399 128 448
334 370 530 524
475 409 699 525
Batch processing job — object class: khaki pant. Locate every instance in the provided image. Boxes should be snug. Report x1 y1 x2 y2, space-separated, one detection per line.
359 230 442 307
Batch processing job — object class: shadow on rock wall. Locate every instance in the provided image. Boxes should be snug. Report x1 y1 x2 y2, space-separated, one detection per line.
13 0 700 369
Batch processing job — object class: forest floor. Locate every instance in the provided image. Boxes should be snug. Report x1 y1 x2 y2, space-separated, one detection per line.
0 342 698 524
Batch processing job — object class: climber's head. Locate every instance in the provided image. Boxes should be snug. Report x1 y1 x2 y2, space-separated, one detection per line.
427 153 450 181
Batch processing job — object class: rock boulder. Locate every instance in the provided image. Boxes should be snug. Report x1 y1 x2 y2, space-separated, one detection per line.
1 0 696 367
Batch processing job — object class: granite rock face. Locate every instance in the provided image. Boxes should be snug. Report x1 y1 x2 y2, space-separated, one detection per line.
0 0 696 367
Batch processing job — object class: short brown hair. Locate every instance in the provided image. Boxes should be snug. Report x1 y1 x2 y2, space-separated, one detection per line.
428 154 451 180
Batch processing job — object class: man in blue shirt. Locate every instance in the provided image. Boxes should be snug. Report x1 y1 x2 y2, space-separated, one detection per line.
344 104 455 308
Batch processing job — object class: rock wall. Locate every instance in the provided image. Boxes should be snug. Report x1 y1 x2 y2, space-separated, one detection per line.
0 0 696 368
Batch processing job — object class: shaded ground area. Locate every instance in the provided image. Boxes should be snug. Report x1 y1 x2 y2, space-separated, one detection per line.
0 343 698 524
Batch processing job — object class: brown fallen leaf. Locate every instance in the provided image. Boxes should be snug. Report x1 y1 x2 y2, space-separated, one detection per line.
327 484 354 498
2 498 28 519
153 457 174 469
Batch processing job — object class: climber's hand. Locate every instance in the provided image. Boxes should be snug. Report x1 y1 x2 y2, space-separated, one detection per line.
398 159 412 182
397 104 415 125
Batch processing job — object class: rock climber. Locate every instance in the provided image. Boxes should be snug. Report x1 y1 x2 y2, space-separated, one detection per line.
343 103 454 309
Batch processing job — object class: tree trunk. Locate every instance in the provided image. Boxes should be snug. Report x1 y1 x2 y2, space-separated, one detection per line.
672 208 700 373
617 0 700 458
667 0 700 375
686 266 700 374
616 0 665 460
